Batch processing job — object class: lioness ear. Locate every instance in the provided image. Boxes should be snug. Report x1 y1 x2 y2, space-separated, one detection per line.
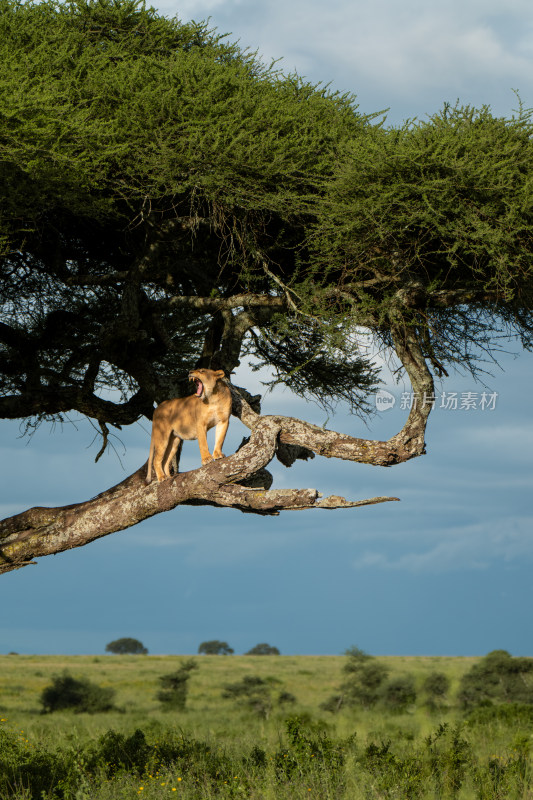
215 370 225 379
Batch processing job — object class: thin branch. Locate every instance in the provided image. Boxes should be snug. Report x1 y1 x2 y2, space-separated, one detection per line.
165 294 286 312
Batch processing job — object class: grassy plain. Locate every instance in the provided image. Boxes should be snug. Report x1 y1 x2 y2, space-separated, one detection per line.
0 654 531 798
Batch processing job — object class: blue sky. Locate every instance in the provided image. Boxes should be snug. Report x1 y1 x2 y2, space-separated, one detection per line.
1 0 533 656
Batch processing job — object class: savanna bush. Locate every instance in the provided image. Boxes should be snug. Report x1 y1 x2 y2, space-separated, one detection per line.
459 650 533 708
321 646 391 711
87 728 152 776
222 674 296 718
422 671 450 708
157 658 198 710
40 671 115 713
381 674 417 712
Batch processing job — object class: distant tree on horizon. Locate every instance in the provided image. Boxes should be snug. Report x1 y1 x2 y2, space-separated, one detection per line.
246 643 280 655
105 637 148 655
198 640 234 655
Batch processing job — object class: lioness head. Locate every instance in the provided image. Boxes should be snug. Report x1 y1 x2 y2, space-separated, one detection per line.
188 368 226 399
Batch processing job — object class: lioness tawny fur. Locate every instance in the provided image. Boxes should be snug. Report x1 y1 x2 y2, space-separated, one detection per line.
146 368 231 483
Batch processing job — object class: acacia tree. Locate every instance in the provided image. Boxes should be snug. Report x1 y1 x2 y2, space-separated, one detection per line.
1 0 532 574
105 637 148 655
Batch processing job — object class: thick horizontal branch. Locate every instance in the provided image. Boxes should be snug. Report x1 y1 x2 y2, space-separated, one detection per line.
0 417 398 574
0 387 152 425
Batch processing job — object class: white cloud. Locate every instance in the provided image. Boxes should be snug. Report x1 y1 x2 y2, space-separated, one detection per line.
154 0 533 121
353 515 533 573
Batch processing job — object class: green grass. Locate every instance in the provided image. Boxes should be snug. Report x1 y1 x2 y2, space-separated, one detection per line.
0 654 531 799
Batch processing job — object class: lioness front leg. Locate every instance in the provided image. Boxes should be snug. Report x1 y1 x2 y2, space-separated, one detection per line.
196 424 213 465
212 418 229 459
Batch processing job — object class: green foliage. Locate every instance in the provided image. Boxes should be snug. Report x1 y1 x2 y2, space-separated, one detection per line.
310 103 533 352
198 640 234 655
361 739 426 799
458 650 533 708
40 671 115 713
425 723 472 798
0 724 75 800
0 0 380 424
105 637 148 655
274 716 354 784
0 0 359 246
245 643 281 655
4 0 532 441
156 659 198 710
466 702 533 728
90 727 151 776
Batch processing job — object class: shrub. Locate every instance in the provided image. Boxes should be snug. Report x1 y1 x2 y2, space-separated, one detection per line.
343 647 389 707
423 671 450 705
222 675 296 718
40 671 115 713
278 690 297 705
381 675 417 711
105 637 148 654
322 646 390 711
89 729 151 776
458 650 533 708
157 659 198 710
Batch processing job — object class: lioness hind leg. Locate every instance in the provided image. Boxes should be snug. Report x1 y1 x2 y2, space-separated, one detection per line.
162 434 183 478
153 442 167 482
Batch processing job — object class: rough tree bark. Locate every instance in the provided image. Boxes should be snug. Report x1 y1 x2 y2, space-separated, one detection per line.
0 328 433 575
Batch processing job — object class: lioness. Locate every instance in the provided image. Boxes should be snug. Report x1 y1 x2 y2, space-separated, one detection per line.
146 368 231 483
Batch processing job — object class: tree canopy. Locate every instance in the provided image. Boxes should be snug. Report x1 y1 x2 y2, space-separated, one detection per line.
1 0 532 573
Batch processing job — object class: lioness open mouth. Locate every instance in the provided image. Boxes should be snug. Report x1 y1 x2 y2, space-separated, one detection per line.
191 377 204 397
